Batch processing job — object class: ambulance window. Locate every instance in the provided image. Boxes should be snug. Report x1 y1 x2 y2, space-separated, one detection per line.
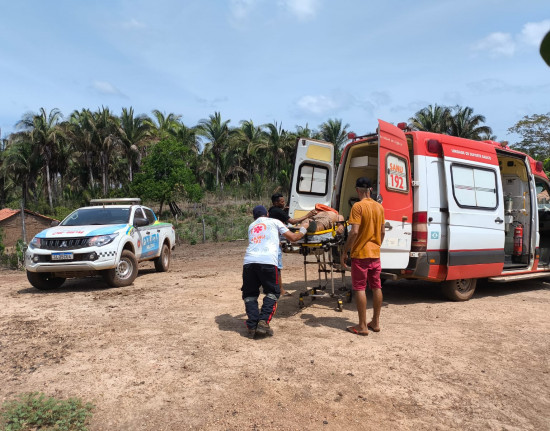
451 164 497 209
297 163 329 195
536 180 550 210
385 154 408 193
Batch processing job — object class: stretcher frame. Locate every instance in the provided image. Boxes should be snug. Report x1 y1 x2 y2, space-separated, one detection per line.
283 221 352 312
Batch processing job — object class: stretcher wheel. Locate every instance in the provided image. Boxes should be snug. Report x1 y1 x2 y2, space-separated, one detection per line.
299 296 305 309
346 290 353 303
336 299 343 312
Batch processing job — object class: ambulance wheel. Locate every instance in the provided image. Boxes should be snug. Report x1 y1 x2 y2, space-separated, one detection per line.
154 243 171 272
441 278 477 301
102 250 138 287
26 271 65 290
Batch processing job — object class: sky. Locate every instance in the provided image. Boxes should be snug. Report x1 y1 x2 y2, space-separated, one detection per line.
1 0 549 145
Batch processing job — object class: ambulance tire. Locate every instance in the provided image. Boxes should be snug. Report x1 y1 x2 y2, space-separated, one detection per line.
154 243 171 272
441 278 477 301
27 271 66 290
102 250 138 287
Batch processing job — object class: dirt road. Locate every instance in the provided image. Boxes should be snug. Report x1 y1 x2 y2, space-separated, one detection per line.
1 241 549 430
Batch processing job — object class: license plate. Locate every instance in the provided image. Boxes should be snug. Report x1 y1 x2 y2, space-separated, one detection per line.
52 252 73 261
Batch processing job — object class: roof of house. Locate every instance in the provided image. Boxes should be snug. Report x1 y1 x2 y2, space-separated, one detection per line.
0 208 58 223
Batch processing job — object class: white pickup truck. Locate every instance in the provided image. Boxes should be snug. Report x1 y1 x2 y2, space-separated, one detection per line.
25 198 176 290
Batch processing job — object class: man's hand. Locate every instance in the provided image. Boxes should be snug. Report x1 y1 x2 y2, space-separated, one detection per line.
340 252 349 269
307 209 317 218
300 219 310 229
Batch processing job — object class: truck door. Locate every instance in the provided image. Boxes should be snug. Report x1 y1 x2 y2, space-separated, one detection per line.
377 120 413 268
441 143 505 279
288 138 334 220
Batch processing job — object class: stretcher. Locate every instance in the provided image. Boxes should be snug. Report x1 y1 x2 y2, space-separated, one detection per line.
282 221 352 312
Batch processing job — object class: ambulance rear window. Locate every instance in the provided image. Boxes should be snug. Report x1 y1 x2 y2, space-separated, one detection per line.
297 163 329 195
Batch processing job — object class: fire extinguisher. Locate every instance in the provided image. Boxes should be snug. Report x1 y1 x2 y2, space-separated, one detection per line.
513 224 523 256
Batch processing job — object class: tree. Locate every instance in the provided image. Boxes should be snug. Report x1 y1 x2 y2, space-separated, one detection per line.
131 137 203 213
1 132 41 243
119 107 151 182
197 112 234 190
508 113 550 160
16 108 64 211
318 118 350 163
448 106 492 140
409 104 451 133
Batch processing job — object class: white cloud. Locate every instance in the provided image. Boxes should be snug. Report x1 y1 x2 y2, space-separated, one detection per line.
472 32 515 57
121 18 146 29
229 0 256 21
473 19 550 57
279 0 320 20
296 94 340 115
92 81 125 97
519 19 550 46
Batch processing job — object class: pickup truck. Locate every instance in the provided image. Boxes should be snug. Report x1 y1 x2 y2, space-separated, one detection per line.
25 198 176 290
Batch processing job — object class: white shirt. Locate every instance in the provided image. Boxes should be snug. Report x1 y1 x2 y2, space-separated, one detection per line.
243 217 289 266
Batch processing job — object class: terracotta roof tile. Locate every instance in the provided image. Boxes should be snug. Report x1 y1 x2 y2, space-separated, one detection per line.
0 209 19 222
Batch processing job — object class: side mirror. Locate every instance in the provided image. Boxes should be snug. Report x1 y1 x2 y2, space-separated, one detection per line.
50 220 60 227
133 216 149 227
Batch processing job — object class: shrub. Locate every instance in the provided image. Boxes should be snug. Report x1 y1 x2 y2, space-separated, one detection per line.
0 392 94 431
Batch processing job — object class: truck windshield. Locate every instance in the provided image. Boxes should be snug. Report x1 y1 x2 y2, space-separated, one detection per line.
61 208 130 226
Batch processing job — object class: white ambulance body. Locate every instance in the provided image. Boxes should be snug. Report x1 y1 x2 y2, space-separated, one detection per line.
288 120 550 300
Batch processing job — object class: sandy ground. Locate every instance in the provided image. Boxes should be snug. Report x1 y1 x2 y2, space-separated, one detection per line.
1 241 549 431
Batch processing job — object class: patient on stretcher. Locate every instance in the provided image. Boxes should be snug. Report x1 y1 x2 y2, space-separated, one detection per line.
306 204 345 235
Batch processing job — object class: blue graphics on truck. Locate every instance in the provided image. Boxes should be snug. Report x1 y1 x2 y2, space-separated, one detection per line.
141 233 160 258
87 224 128 236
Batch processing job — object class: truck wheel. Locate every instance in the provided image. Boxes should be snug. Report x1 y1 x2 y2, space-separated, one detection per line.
441 278 477 301
154 243 170 272
102 250 138 287
26 271 66 290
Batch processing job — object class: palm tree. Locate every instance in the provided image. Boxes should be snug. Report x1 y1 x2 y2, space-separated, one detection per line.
261 122 294 182
92 107 122 196
318 118 350 163
197 112 234 189
409 104 451 134
1 132 41 243
69 109 98 191
449 106 493 140
16 108 64 211
119 107 151 182
236 120 265 178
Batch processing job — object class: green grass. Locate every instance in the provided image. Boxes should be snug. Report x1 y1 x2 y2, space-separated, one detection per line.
0 392 94 431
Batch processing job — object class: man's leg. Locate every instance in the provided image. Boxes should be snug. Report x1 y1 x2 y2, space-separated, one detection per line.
349 258 369 334
278 247 287 296
242 264 261 331
367 258 382 332
369 288 382 331
257 264 280 335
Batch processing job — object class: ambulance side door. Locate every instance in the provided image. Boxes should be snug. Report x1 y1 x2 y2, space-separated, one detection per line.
441 143 504 279
377 120 413 269
288 138 334 220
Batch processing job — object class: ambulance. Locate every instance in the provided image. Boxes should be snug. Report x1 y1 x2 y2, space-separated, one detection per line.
288 120 550 301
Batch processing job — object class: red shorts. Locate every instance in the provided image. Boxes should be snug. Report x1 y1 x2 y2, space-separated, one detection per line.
351 258 382 291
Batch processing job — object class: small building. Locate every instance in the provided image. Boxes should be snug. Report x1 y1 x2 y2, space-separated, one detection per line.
0 209 58 253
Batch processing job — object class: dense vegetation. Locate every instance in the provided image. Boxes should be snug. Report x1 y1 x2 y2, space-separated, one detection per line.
0 105 548 248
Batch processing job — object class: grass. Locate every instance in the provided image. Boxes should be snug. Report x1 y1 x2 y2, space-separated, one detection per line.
0 392 94 431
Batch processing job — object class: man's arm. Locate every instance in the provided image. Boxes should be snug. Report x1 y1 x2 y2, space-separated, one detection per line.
380 221 385 244
282 219 310 242
287 209 316 225
341 223 359 269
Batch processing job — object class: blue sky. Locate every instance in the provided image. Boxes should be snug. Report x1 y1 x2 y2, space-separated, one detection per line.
1 0 549 144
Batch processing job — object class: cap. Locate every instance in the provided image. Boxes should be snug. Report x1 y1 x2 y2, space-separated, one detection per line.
356 177 372 188
252 205 268 219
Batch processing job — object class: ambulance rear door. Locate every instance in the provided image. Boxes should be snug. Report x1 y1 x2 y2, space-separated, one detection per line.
440 141 505 279
377 120 413 268
288 138 334 220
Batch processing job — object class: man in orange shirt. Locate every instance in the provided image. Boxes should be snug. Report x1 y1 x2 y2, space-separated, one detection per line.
341 177 385 336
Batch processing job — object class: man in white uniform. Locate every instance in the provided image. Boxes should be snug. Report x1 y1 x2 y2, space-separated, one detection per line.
242 205 309 338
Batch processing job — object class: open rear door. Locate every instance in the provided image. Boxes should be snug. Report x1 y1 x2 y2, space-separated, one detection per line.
441 141 504 279
377 120 413 268
288 138 334 220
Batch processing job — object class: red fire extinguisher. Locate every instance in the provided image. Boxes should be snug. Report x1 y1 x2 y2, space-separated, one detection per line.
513 224 523 256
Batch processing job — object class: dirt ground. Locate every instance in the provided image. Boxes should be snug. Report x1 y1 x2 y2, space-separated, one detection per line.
1 241 549 431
